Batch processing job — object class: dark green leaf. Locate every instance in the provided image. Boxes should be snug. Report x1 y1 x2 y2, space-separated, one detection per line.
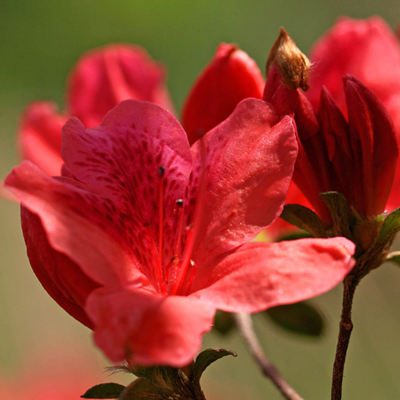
280 204 327 238
275 230 313 242
377 208 400 245
192 348 237 384
212 310 236 335
320 191 352 239
265 301 325 336
81 383 125 399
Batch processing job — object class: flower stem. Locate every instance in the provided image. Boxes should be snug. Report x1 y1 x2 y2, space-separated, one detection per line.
234 313 304 400
331 274 359 400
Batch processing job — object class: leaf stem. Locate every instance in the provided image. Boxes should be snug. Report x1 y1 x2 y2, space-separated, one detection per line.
234 313 304 400
331 274 358 400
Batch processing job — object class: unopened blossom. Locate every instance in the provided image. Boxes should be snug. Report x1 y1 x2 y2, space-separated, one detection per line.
305 17 400 212
264 26 399 228
19 44 173 176
182 43 265 144
6 99 355 367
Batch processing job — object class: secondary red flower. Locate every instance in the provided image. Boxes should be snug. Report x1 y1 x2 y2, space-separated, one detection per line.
0 346 105 400
264 26 399 225
306 17 400 212
6 99 355 367
19 44 173 176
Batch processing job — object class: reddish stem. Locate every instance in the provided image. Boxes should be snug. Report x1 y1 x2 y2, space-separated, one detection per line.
331 275 358 400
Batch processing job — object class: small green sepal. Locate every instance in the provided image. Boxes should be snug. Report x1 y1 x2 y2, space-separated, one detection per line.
81 383 126 399
376 208 400 245
386 251 400 266
280 204 327 238
320 191 352 239
192 348 237 384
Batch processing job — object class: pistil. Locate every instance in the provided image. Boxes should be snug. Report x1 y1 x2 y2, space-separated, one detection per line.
170 143 207 296
154 166 167 294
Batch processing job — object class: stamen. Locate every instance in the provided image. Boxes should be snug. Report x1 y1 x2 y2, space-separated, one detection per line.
170 141 208 295
144 223 166 295
165 255 179 283
158 166 165 284
183 260 197 295
174 199 185 257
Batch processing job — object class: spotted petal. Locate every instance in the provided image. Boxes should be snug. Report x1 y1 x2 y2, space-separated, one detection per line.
5 162 149 287
62 100 192 268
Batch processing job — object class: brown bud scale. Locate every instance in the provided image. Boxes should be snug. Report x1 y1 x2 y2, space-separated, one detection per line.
266 27 311 91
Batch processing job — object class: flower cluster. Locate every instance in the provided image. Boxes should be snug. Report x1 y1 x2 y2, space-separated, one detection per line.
4 41 357 368
6 12 400 400
291 17 400 224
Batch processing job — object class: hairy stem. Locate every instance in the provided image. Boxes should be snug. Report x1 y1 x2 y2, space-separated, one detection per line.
331 275 359 400
234 313 304 400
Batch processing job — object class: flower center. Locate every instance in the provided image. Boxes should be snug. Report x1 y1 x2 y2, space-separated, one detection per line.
152 165 200 296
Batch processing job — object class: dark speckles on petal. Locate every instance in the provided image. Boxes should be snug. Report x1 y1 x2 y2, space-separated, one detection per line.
63 115 192 282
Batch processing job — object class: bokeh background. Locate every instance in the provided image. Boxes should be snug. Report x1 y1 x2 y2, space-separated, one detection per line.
1 1 400 399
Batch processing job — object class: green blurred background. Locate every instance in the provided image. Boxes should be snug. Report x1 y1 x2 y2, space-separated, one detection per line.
1 1 400 399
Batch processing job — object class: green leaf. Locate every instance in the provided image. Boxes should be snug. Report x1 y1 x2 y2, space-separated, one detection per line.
212 310 236 335
386 251 400 265
81 383 125 399
192 348 237 384
275 230 312 242
377 208 400 245
265 301 325 337
280 204 327 238
320 191 352 238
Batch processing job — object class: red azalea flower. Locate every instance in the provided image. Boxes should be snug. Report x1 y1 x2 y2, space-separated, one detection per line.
264 29 399 226
19 44 174 176
305 17 400 213
0 346 105 400
6 99 355 367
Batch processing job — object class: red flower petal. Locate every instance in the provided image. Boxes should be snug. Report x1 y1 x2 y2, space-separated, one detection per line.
5 162 150 287
182 44 264 144
307 17 400 115
190 238 355 312
67 44 175 127
86 286 215 366
62 100 192 270
188 98 298 265
18 102 67 176
21 207 99 329
344 75 399 216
